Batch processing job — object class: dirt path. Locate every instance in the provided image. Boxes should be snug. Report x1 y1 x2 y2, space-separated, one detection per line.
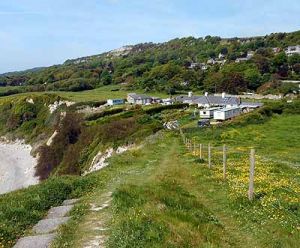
51 134 175 247
52 134 261 247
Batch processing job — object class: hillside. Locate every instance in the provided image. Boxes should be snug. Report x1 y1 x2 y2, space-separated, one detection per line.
0 31 300 97
0 99 299 247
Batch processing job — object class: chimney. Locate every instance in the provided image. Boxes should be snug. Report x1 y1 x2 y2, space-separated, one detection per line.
222 92 226 98
188 91 193 97
205 92 208 97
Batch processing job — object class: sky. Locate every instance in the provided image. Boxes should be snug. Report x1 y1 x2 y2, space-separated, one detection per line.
0 0 299 73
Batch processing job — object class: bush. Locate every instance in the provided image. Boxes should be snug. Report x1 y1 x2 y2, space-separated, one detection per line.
144 103 188 115
85 107 124 121
36 112 83 180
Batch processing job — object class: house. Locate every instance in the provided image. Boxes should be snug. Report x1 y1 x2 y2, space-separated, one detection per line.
127 93 153 105
200 64 208 70
272 47 281 54
194 93 241 108
247 51 254 59
107 99 124 106
199 107 221 119
207 58 216 64
240 102 263 109
240 102 263 113
218 53 225 59
285 45 300 56
189 63 199 69
175 92 241 108
235 57 248 63
213 107 241 121
152 97 162 104
162 98 175 105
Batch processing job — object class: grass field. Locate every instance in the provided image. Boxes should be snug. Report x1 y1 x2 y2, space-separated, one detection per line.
51 131 299 248
182 114 300 165
0 85 170 102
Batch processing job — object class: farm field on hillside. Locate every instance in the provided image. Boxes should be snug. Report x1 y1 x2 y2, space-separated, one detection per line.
182 114 300 165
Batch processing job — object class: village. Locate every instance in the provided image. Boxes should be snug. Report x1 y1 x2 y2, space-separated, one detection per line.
187 45 300 71
106 91 263 126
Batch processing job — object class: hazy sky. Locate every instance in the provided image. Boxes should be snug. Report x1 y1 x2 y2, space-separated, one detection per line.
0 0 299 73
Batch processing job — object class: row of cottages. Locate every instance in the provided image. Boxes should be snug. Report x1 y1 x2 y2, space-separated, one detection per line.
285 45 300 56
176 92 262 121
127 93 163 105
176 92 241 108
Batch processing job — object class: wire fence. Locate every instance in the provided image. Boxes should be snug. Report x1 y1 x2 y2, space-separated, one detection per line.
179 128 256 201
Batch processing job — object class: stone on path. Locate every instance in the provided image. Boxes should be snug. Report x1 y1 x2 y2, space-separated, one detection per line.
47 205 73 219
63 198 79 206
13 234 56 248
33 217 70 234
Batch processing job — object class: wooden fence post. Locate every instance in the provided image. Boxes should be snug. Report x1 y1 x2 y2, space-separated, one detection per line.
248 149 255 201
199 144 202 159
223 145 227 180
208 143 211 168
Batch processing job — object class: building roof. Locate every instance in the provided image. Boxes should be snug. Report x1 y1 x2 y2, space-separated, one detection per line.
128 93 152 100
200 107 221 111
240 102 263 108
215 107 240 112
193 96 240 106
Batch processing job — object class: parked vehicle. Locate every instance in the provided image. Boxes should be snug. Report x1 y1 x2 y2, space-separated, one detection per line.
198 119 211 127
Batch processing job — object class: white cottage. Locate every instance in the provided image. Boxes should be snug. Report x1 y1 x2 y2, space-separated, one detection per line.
213 107 241 121
199 107 220 119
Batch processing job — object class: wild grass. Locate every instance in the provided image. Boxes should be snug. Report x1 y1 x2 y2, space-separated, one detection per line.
182 101 300 165
0 174 101 248
107 133 300 247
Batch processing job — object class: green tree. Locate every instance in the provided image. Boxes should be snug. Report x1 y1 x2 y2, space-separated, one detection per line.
244 68 262 90
100 70 112 85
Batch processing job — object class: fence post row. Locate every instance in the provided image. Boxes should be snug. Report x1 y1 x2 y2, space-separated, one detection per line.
223 145 227 180
199 144 202 159
248 149 255 201
180 131 255 202
208 143 211 168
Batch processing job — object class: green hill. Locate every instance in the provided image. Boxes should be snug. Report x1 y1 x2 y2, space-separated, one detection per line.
0 31 300 97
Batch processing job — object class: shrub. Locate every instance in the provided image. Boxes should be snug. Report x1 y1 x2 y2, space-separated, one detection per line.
36 112 83 180
85 107 124 121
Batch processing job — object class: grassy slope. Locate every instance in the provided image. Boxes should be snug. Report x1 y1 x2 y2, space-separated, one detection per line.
0 85 171 102
0 175 103 248
52 131 300 248
182 114 300 165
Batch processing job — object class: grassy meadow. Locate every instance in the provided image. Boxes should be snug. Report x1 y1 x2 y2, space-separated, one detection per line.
0 85 171 102
50 130 300 248
182 110 300 165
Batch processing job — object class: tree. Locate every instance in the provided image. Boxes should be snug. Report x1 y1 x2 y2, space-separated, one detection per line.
273 52 288 67
221 72 247 94
288 54 300 66
100 70 112 85
253 54 270 74
244 68 262 90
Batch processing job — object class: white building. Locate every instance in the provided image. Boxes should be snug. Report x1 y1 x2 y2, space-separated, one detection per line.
213 107 241 121
107 99 124 106
127 93 153 105
199 107 220 119
285 45 300 56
